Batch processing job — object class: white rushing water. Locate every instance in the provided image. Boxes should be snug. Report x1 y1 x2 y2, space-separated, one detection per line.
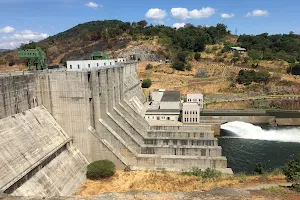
221 121 300 143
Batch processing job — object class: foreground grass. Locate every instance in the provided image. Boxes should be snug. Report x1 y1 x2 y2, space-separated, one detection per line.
76 170 286 196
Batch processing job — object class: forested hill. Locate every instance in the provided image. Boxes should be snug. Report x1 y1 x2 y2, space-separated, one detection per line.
1 20 230 65
1 20 300 69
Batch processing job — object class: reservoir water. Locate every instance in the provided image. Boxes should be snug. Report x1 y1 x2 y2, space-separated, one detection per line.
219 122 300 174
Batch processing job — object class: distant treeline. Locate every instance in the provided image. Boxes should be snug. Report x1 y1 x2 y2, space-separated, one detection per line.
41 20 229 54
238 33 300 63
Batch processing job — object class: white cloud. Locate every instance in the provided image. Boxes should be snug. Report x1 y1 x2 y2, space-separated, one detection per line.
221 13 235 19
145 8 167 23
171 8 189 20
173 23 186 29
0 26 15 34
0 30 49 49
171 7 216 21
85 2 103 8
189 7 216 19
245 9 269 17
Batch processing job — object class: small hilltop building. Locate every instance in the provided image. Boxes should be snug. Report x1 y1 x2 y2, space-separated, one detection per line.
230 47 247 53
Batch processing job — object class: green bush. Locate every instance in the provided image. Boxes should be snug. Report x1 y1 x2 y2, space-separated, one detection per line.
255 70 271 83
283 154 300 184
145 64 153 70
254 163 266 175
201 168 222 180
181 167 221 181
142 79 152 88
172 60 186 71
237 70 271 85
194 52 201 61
186 63 192 71
86 160 116 179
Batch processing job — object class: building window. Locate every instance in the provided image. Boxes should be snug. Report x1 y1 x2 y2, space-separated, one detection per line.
201 149 206 156
70 65 72 69
196 111 198 115
181 140 187 145
157 117 160 120
104 63 106 66
110 62 112 65
200 133 204 138
163 140 169 145
78 65 80 69
173 140 177 145
167 117 170 120
97 63 99 67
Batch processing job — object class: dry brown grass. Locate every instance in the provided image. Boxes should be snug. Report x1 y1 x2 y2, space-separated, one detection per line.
138 61 231 96
0 64 27 72
206 101 253 109
76 170 286 197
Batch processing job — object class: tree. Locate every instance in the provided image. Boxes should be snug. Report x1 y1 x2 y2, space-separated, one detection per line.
194 52 201 61
137 20 148 28
86 160 116 179
142 79 152 88
145 64 153 70
248 49 263 60
237 70 256 85
283 154 300 191
172 60 186 71
186 63 192 71
255 70 271 83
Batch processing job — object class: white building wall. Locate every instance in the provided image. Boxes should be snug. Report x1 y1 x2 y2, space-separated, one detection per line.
151 91 164 102
182 103 200 124
160 102 180 110
145 114 179 121
67 60 116 71
186 94 204 108
117 58 127 62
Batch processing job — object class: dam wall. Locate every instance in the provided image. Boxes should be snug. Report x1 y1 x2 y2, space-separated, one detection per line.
0 62 232 175
0 106 87 197
0 73 38 119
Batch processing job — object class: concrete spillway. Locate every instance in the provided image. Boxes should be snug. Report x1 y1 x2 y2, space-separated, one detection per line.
0 106 88 196
0 62 232 196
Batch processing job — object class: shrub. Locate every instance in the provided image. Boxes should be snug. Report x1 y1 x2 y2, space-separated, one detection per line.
124 165 131 172
172 60 186 71
201 168 222 180
142 79 152 88
283 154 300 184
186 63 192 71
145 64 153 70
254 163 266 175
8 60 15 66
194 52 201 61
181 167 221 181
237 70 271 85
255 70 271 83
86 160 116 179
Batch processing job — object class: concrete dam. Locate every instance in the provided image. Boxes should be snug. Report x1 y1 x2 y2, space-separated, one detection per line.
0 62 231 197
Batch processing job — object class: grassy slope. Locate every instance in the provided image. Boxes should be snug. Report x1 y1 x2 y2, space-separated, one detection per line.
76 170 287 196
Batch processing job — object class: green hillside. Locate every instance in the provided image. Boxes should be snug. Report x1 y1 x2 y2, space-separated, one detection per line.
1 20 300 75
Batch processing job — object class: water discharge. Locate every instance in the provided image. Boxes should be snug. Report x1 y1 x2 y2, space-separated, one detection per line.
221 121 300 143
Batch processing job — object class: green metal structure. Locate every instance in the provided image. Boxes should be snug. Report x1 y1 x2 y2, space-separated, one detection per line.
91 51 109 60
18 47 47 70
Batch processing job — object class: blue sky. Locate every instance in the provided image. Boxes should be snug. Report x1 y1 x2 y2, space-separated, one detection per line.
0 0 299 49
